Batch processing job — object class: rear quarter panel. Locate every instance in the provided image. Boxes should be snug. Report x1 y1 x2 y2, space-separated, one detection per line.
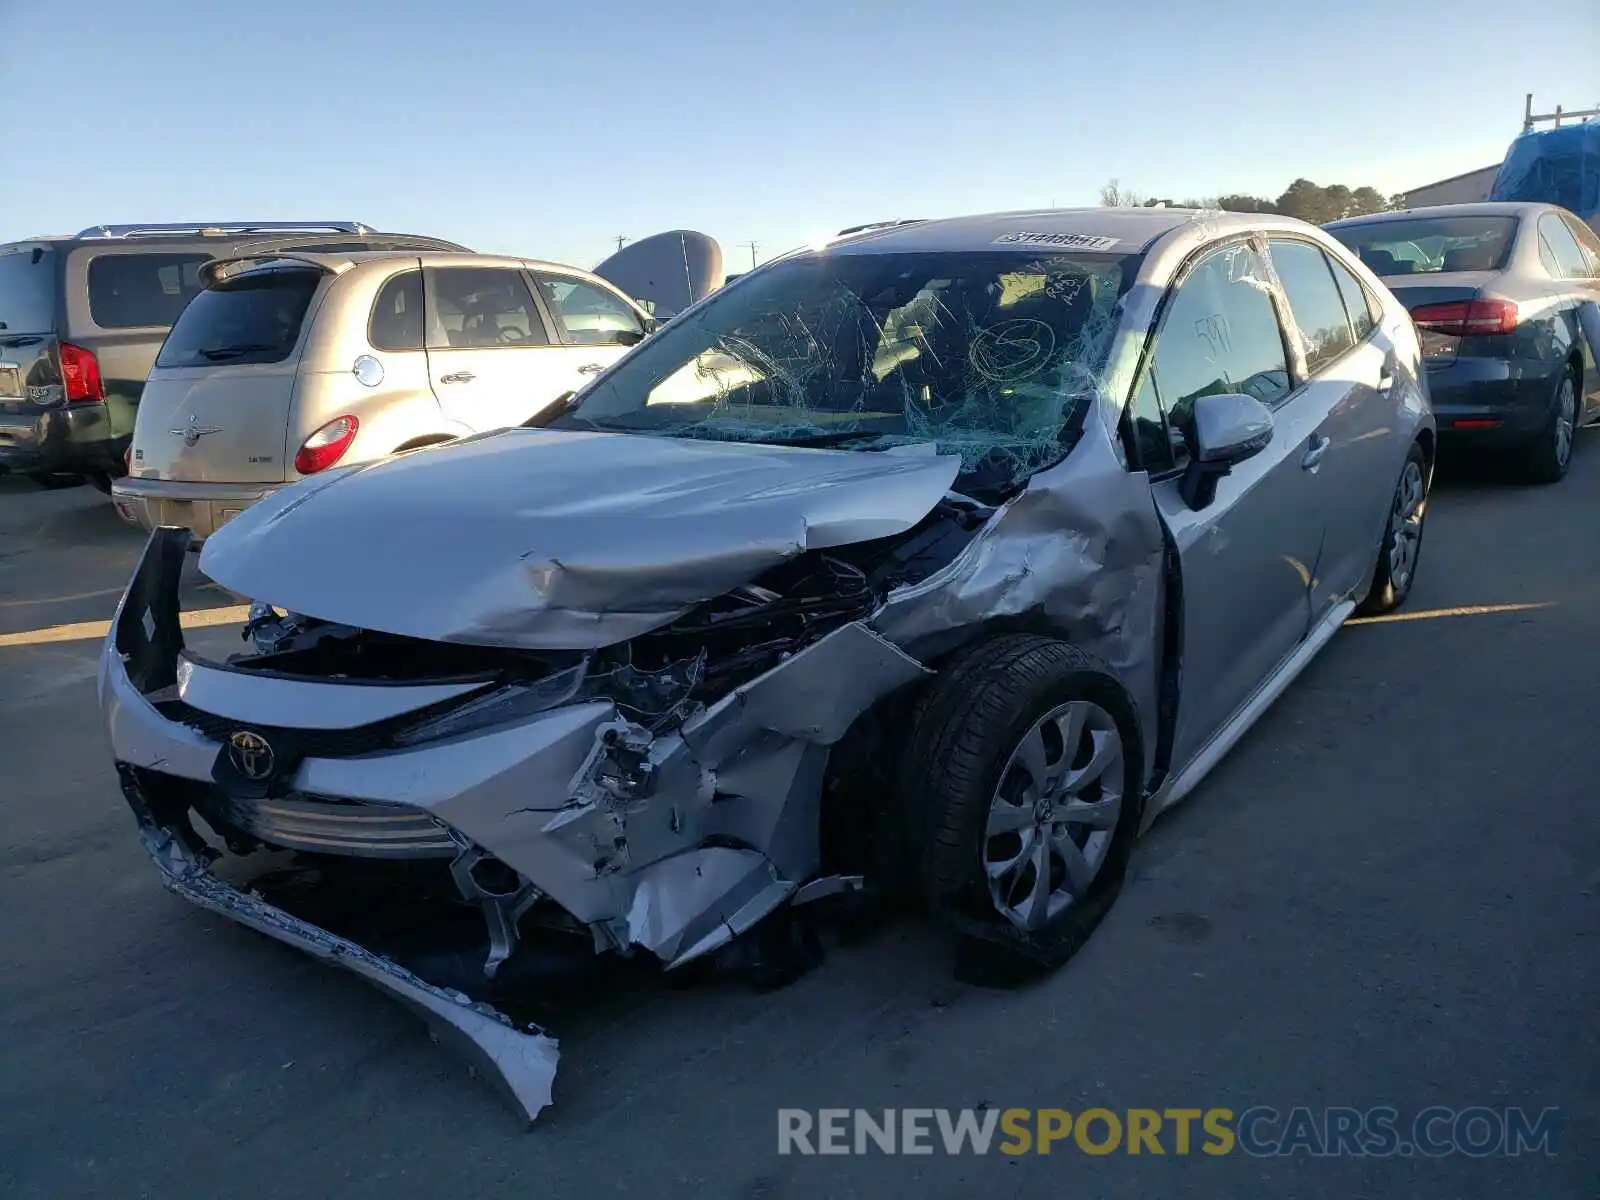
292 263 465 470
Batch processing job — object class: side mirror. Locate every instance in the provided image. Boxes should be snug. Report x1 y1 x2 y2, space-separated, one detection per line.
1179 392 1274 510
613 328 647 347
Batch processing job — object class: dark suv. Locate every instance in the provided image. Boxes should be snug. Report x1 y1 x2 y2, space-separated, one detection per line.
0 221 468 491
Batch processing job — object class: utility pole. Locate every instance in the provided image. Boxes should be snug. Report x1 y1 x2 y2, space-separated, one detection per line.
613 235 629 254
740 241 759 269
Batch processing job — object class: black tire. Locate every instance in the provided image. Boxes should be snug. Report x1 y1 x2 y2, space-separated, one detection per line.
1519 367 1578 485
28 472 84 490
1356 442 1429 617
87 470 114 495
894 634 1144 987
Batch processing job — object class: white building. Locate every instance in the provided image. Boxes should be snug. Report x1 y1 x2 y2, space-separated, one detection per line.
1400 165 1500 208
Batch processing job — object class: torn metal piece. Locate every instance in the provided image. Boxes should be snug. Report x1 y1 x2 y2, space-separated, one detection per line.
449 847 545 980
127 802 560 1126
791 874 865 906
682 621 929 763
624 846 794 965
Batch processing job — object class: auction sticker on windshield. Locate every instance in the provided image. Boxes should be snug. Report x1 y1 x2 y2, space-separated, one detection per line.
993 232 1120 250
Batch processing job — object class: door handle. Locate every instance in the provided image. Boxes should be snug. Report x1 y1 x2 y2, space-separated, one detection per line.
439 371 475 384
577 363 605 375
1301 433 1331 471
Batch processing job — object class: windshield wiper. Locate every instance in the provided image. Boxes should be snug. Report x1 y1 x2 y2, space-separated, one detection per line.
197 342 280 360
522 391 580 428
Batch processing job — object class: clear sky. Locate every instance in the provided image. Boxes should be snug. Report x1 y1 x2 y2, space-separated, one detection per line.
3 0 1595 271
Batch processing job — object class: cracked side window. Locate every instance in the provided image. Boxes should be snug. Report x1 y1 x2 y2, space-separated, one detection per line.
560 249 1139 500
1150 243 1291 459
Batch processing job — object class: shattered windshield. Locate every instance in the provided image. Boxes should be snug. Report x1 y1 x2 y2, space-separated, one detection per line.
552 249 1136 498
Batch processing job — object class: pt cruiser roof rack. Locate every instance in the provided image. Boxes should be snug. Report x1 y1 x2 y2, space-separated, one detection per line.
75 221 375 240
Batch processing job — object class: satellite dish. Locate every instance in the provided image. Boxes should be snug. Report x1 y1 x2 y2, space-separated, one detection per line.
593 231 723 319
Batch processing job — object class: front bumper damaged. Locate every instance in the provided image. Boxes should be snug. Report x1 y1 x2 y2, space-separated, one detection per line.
120 768 562 1125
102 526 925 1126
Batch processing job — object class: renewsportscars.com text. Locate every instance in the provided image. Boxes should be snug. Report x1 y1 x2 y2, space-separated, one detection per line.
777 1106 1563 1157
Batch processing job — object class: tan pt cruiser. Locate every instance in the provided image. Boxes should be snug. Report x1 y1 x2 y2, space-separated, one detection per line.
113 248 663 540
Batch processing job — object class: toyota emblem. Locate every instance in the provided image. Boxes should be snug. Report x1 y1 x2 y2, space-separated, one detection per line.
227 730 275 781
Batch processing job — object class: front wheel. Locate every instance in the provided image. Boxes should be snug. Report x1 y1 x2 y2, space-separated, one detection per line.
895 635 1144 987
1357 443 1429 616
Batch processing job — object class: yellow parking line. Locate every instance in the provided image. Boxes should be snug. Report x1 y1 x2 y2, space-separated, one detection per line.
0 586 125 609
1348 601 1554 626
0 604 252 648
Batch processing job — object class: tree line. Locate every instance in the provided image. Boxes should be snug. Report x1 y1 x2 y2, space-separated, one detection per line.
1098 178 1405 224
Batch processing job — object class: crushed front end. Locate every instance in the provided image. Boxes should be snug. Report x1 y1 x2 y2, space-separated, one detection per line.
101 514 980 1123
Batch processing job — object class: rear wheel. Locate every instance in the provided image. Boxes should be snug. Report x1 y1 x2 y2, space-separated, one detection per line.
1520 369 1577 485
895 635 1144 986
87 471 114 495
1357 443 1428 616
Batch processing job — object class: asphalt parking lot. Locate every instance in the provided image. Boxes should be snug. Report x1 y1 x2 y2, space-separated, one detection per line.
1 445 1596 1200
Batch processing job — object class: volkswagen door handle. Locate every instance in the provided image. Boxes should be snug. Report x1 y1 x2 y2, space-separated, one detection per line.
577 363 605 375
439 371 475 384
1301 433 1331 470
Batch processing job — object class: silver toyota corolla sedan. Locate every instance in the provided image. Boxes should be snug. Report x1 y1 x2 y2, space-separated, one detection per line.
101 207 1434 1125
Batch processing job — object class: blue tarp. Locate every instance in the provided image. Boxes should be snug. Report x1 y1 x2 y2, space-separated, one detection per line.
1489 122 1600 222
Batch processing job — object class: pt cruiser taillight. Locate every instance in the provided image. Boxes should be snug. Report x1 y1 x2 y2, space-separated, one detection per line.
294 415 360 475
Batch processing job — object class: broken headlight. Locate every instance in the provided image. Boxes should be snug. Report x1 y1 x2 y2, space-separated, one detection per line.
390 662 590 746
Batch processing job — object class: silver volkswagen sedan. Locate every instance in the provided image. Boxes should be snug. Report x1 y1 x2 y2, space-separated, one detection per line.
101 207 1434 1124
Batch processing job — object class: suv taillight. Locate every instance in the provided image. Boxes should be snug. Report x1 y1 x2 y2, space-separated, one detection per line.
1409 299 1519 336
294 415 360 475
59 342 104 402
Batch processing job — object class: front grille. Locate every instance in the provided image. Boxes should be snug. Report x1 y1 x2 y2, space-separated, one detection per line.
201 790 460 859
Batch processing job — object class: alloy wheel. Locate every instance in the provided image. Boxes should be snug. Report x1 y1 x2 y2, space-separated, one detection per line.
1554 376 1576 470
1388 458 1427 593
983 700 1124 931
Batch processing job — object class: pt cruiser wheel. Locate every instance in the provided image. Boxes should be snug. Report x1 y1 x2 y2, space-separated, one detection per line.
895 634 1144 986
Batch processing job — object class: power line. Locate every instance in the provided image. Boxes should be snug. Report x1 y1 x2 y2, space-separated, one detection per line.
613 234 630 254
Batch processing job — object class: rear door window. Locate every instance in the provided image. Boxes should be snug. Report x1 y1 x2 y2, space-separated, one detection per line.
426 267 551 349
1561 215 1600 277
1326 257 1379 340
155 267 322 368
88 252 209 329
0 247 59 333
1267 239 1356 374
1537 214 1589 279
534 274 645 346
369 270 425 351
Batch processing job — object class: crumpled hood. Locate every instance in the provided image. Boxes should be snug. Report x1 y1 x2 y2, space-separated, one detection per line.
199 429 962 648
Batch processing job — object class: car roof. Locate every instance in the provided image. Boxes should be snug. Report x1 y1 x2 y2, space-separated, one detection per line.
215 249 605 275
827 206 1329 256
1326 202 1551 228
